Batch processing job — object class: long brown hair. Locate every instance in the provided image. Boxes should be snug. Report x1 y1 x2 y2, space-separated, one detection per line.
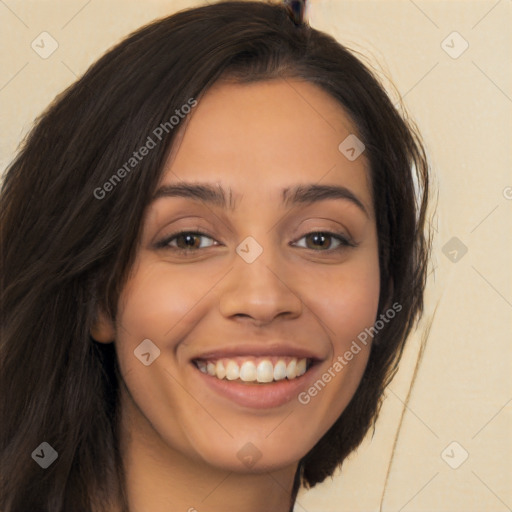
0 1 431 510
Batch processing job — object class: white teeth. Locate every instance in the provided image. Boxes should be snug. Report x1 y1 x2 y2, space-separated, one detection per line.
225 360 240 381
240 361 257 382
296 358 307 377
196 357 310 383
286 359 297 379
207 362 216 376
256 360 274 383
273 360 287 381
216 360 226 380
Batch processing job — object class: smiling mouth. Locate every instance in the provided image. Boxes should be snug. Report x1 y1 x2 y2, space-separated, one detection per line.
193 356 314 384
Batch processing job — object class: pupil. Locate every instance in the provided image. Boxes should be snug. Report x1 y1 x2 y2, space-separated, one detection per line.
311 233 328 248
181 234 197 248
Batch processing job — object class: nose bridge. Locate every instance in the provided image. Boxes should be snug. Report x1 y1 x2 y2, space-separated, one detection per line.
217 235 303 324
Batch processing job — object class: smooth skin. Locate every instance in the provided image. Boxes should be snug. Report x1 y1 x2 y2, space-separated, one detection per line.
92 78 380 512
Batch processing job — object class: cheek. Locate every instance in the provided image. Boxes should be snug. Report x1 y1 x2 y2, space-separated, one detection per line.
116 262 209 342
335 270 380 348
309 255 381 355
297 264 379 425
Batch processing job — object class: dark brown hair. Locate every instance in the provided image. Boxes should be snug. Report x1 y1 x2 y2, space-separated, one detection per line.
0 1 431 510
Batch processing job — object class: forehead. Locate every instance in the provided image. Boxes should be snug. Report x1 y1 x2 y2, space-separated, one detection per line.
160 79 373 215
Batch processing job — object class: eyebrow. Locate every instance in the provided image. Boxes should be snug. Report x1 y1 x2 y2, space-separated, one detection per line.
152 182 369 217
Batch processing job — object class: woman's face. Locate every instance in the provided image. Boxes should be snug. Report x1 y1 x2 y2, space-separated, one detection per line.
96 79 380 473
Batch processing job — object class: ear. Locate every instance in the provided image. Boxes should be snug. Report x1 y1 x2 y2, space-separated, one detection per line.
90 307 115 343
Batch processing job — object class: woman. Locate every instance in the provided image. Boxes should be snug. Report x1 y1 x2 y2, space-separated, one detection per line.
0 1 431 510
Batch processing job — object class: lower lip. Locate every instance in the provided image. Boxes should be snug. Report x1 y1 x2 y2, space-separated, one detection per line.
192 363 320 409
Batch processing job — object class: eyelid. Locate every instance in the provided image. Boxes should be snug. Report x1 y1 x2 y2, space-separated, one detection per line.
292 231 356 250
154 228 218 251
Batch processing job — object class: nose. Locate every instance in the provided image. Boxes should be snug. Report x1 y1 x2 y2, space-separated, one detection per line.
218 246 303 327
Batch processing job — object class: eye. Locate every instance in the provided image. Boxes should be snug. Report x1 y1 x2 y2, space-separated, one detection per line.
155 230 218 253
293 231 355 251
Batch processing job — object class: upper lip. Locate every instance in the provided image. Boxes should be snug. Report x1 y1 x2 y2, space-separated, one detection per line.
191 343 325 362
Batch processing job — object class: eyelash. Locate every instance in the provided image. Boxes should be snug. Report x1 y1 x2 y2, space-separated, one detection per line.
155 229 357 255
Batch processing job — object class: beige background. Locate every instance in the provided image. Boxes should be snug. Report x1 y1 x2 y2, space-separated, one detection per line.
1 1 511 511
